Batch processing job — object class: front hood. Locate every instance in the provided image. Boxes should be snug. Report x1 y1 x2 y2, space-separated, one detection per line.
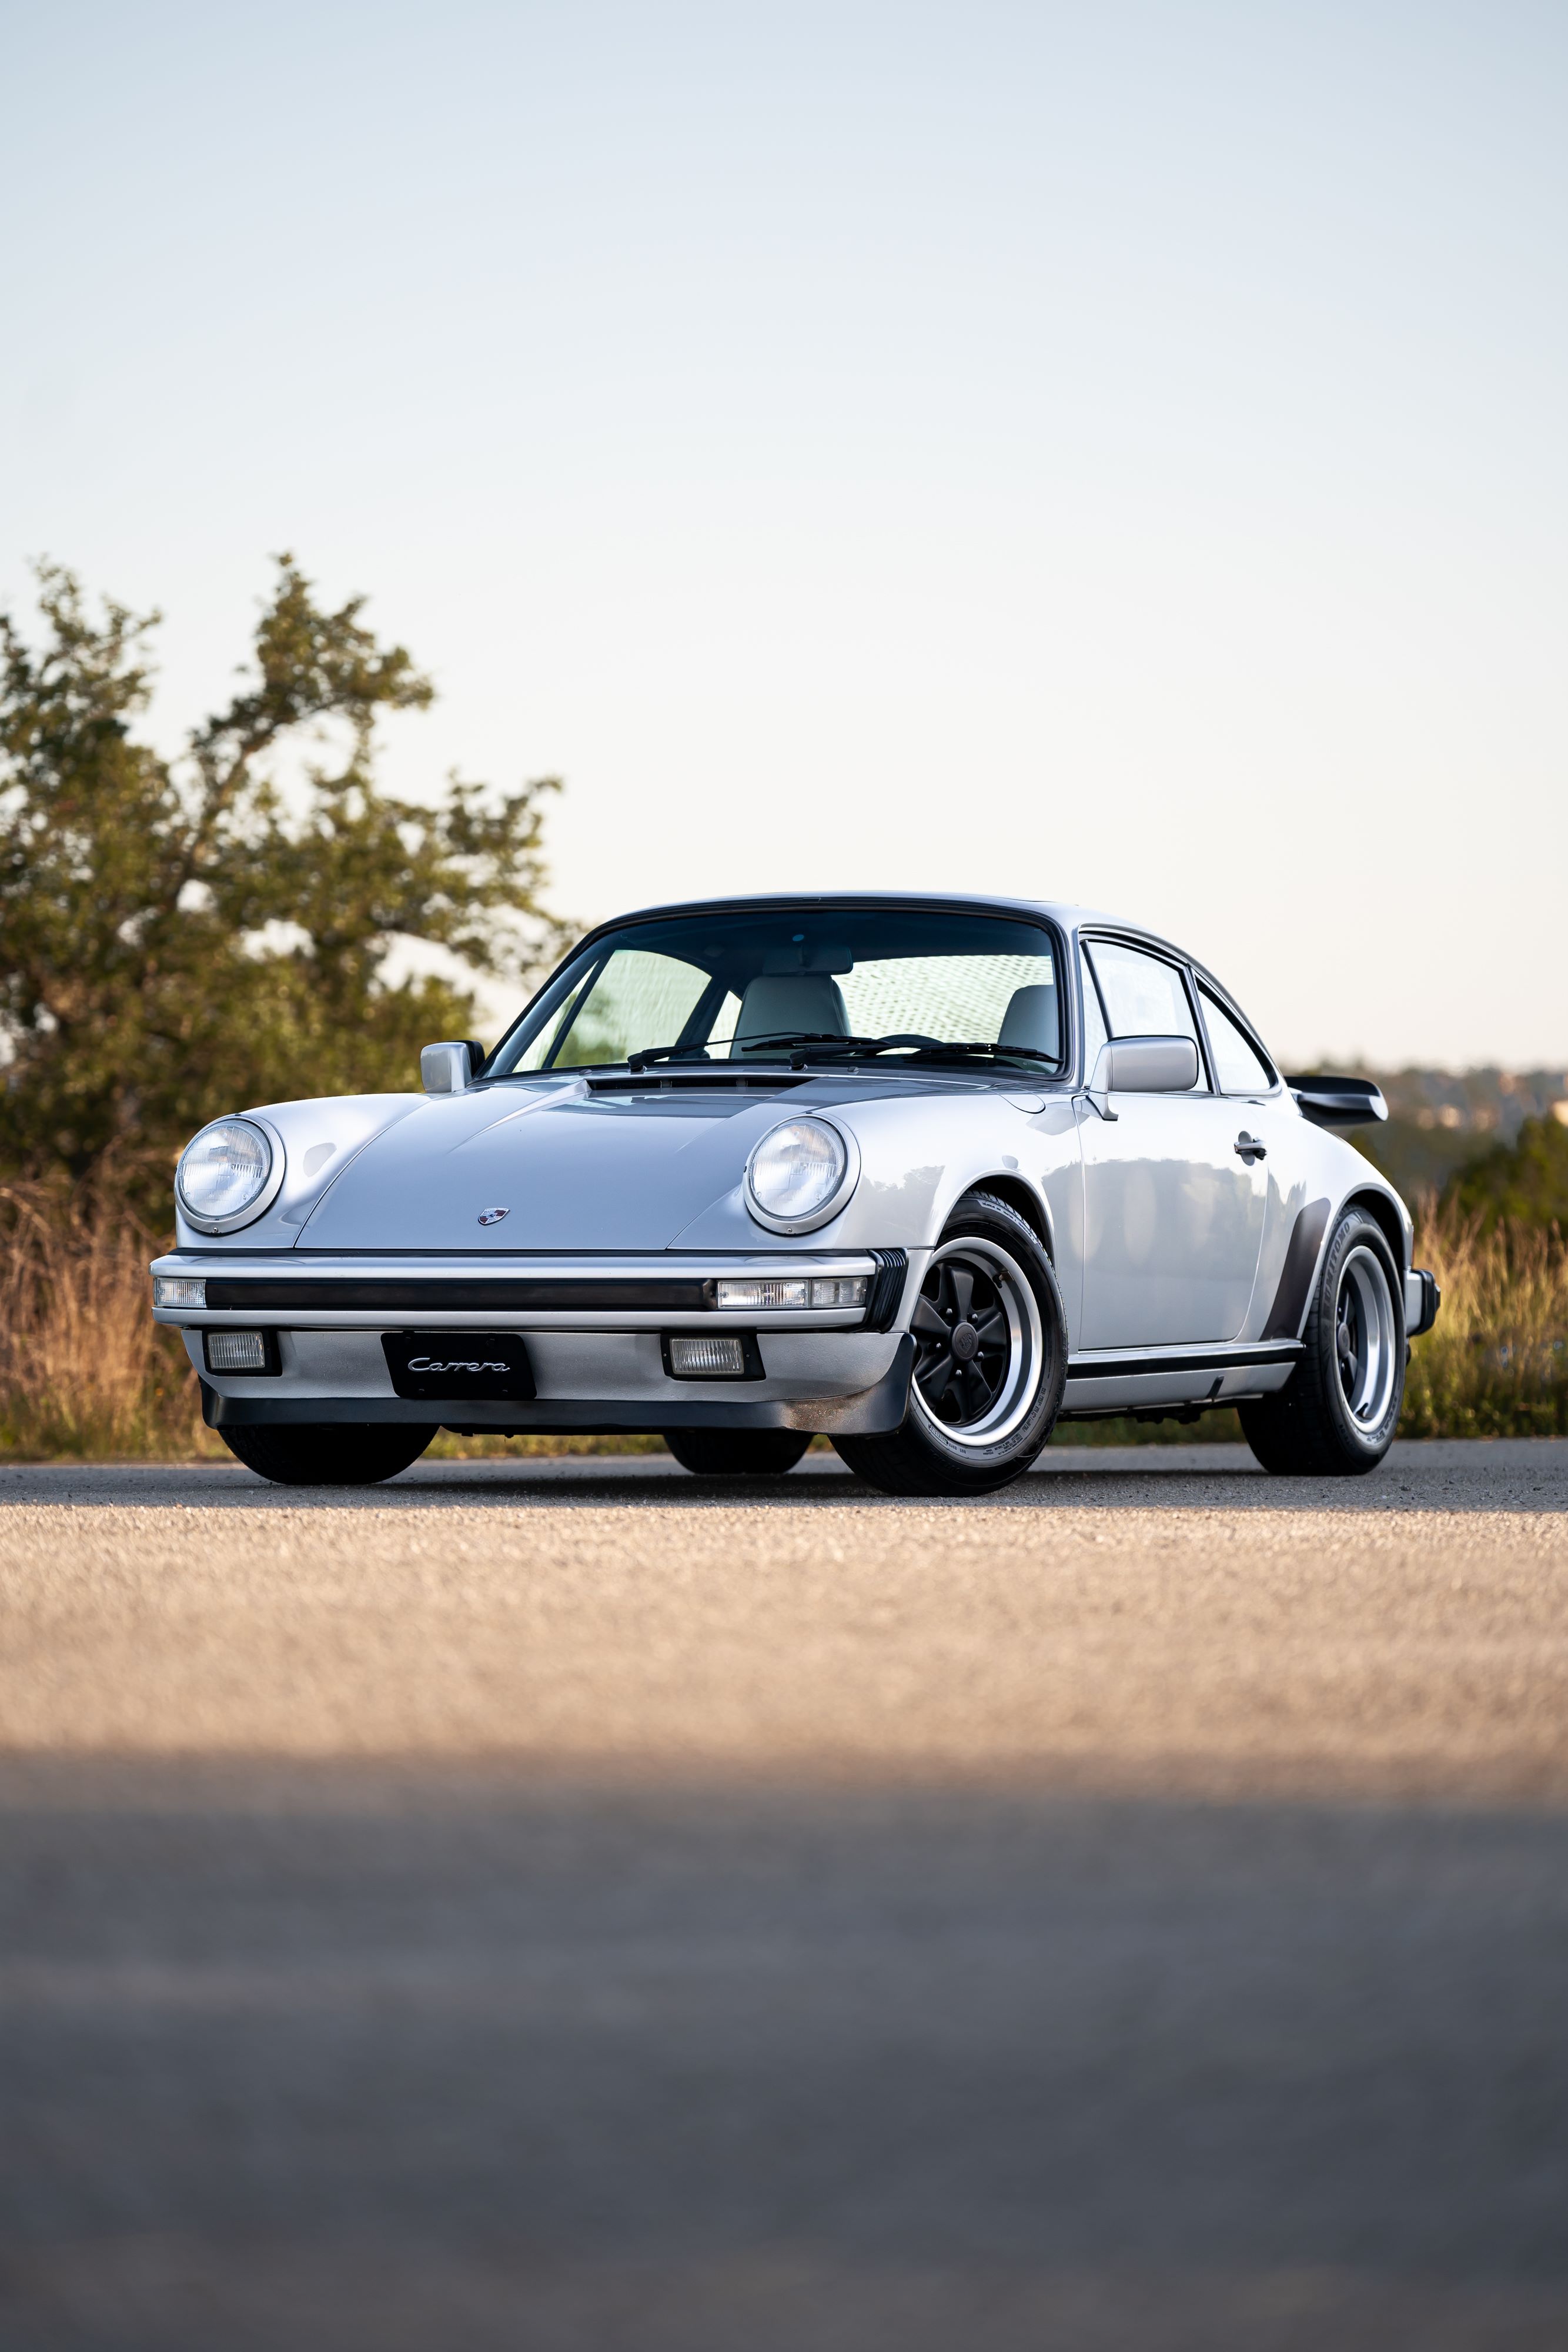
296 1078 814 1251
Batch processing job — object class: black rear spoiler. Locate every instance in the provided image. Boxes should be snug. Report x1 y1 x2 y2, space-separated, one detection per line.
1285 1075 1389 1129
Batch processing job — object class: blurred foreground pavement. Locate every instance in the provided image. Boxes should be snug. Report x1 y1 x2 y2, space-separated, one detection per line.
1 1440 1566 2350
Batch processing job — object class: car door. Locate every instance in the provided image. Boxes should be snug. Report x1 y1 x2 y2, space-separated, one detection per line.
1076 937 1268 1348
1192 975 1298 1327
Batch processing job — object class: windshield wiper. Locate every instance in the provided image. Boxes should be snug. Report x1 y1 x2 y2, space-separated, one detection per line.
910 1041 1062 1069
622 1031 1063 1076
624 1031 862 1072
784 1035 1063 1072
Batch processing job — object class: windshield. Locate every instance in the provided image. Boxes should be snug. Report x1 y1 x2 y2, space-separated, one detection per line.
489 906 1064 1077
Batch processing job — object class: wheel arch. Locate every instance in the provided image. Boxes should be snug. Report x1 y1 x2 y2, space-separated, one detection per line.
951 1172 1055 1259
1340 1185 1407 1277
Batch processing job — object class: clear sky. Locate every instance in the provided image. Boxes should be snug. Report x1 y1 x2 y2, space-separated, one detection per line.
4 2 1564 1067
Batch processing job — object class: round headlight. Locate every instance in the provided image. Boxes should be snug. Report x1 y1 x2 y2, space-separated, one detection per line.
176 1118 279 1232
745 1117 857 1234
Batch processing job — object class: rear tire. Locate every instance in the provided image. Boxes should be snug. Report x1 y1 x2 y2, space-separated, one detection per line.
1239 1208 1405 1476
219 1423 437 1486
833 1191 1066 1496
662 1429 812 1476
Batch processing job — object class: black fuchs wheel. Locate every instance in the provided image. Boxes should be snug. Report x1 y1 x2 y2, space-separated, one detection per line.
662 1429 812 1476
1239 1208 1406 1476
219 1424 438 1486
833 1192 1066 1497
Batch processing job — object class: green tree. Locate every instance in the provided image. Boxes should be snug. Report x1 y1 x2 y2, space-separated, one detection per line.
0 559 566 1202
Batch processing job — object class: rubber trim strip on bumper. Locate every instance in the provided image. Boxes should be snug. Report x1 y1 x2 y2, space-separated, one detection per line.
203 1264 904 1325
204 1276 713 1312
864 1248 909 1332
1409 1268 1441 1338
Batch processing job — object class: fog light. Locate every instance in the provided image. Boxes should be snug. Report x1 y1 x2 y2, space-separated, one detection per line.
667 1334 748 1378
205 1329 272 1372
154 1275 206 1309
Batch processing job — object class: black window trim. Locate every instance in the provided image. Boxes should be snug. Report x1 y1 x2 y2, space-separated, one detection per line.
1076 938 1111 1085
1192 973 1282 1100
1078 929 1216 1094
540 946 613 1072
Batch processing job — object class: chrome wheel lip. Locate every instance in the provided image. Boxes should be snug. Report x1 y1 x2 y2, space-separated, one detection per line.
1336 1245 1398 1430
910 1236 1045 1449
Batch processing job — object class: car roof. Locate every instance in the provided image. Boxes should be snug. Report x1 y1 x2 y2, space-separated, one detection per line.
589 890 1204 975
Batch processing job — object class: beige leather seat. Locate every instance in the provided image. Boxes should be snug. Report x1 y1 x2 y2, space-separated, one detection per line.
997 981 1058 1058
733 973 851 1054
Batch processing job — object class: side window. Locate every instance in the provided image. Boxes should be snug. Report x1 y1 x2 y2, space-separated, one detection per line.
1083 939 1203 1088
1199 984 1274 1095
1079 947 1108 1075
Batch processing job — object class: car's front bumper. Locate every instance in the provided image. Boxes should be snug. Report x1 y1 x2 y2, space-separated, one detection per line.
152 1248 919 1436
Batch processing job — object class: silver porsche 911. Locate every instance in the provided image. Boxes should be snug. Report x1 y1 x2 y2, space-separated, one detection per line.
151 894 1439 1492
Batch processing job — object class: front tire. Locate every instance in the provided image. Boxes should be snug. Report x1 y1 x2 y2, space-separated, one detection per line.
663 1429 812 1476
834 1192 1066 1496
1239 1208 1405 1476
219 1423 437 1486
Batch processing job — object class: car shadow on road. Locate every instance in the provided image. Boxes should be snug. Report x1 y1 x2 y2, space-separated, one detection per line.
3 1440 1565 1514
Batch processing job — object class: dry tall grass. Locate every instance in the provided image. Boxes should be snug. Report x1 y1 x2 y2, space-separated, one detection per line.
0 1188 1562 1459
1400 1196 1568 1437
0 1189 662 1462
0 1186 216 1459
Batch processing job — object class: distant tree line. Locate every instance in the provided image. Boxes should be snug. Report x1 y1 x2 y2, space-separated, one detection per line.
1356 1085 1568 1231
0 559 567 1215
1442 1116 1568 1233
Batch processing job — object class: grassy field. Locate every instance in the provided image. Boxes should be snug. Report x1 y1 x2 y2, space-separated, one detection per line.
2 1188 1562 1461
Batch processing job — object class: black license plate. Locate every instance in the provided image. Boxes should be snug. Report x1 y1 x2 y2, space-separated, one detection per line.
382 1331 536 1400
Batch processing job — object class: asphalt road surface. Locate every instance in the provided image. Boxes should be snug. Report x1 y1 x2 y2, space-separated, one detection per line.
2 1439 1566 2350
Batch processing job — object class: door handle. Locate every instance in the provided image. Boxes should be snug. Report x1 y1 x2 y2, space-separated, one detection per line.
1234 1132 1266 1162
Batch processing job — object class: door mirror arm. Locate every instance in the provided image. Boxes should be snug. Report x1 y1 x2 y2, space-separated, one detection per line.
1076 1045 1119 1121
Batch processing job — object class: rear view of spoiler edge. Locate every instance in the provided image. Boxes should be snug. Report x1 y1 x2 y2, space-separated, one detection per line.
1285 1075 1389 1129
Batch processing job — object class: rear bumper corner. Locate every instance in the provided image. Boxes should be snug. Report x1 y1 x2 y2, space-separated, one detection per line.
1405 1267 1440 1338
